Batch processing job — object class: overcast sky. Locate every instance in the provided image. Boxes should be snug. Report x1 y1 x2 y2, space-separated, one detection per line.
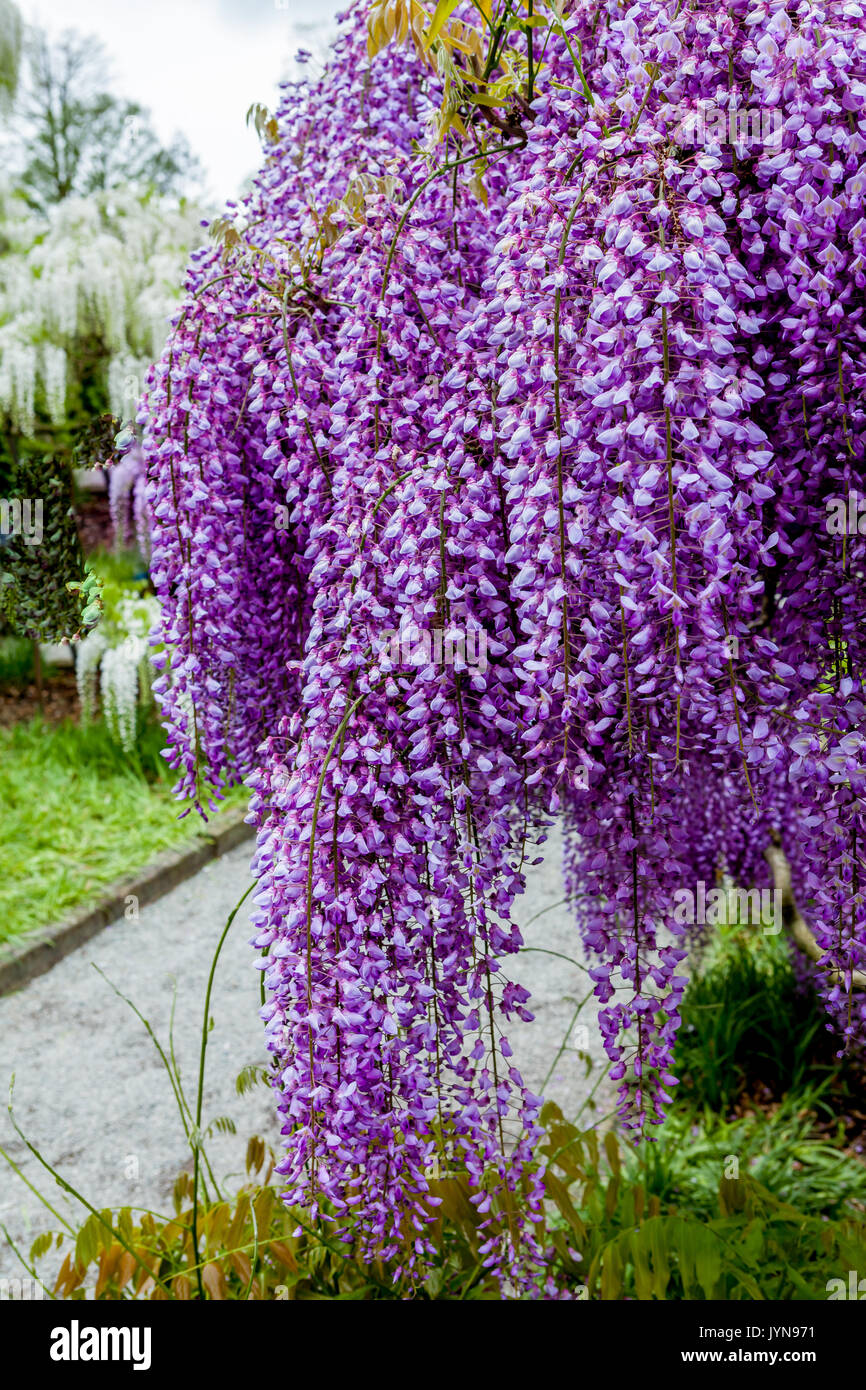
18 0 344 205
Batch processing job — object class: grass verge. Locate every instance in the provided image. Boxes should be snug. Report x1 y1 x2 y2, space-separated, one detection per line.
0 714 248 944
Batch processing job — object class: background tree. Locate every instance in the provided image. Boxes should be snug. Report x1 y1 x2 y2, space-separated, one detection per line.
0 0 21 115
0 13 206 645
6 28 201 213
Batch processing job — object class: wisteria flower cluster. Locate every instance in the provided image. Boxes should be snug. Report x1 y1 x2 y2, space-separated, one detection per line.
108 441 152 563
76 587 160 751
139 0 866 1288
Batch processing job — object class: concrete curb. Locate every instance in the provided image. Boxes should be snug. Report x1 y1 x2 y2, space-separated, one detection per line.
0 809 255 998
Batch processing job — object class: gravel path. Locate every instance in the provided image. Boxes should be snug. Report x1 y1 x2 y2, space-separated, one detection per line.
0 823 612 1282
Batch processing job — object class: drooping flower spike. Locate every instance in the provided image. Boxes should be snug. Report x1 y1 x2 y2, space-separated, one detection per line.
141 0 866 1287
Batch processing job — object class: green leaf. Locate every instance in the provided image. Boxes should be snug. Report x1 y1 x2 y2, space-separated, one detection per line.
30 1231 53 1262
544 1170 587 1241
671 1218 722 1299
75 1212 101 1269
604 1174 620 1219
628 1227 653 1300
645 1217 672 1298
693 1227 722 1299
425 0 461 48
98 1211 114 1254
603 1130 621 1176
599 1234 624 1300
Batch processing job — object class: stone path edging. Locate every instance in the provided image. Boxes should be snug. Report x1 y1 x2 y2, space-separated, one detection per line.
0 809 254 998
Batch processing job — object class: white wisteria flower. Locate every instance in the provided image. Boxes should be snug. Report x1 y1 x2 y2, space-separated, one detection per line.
0 184 205 433
75 590 161 752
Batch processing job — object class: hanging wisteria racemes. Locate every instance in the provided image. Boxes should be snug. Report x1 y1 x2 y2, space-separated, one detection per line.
140 0 866 1288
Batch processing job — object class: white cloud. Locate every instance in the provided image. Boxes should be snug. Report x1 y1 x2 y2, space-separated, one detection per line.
18 0 341 204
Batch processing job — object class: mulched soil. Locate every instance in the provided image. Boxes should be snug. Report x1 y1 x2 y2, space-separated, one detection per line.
0 669 80 727
731 1069 866 1164
75 496 114 555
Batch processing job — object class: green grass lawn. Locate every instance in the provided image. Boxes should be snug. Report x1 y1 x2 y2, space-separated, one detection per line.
0 715 249 945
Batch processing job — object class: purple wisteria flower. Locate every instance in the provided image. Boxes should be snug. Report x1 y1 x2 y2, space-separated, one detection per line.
139 0 866 1288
